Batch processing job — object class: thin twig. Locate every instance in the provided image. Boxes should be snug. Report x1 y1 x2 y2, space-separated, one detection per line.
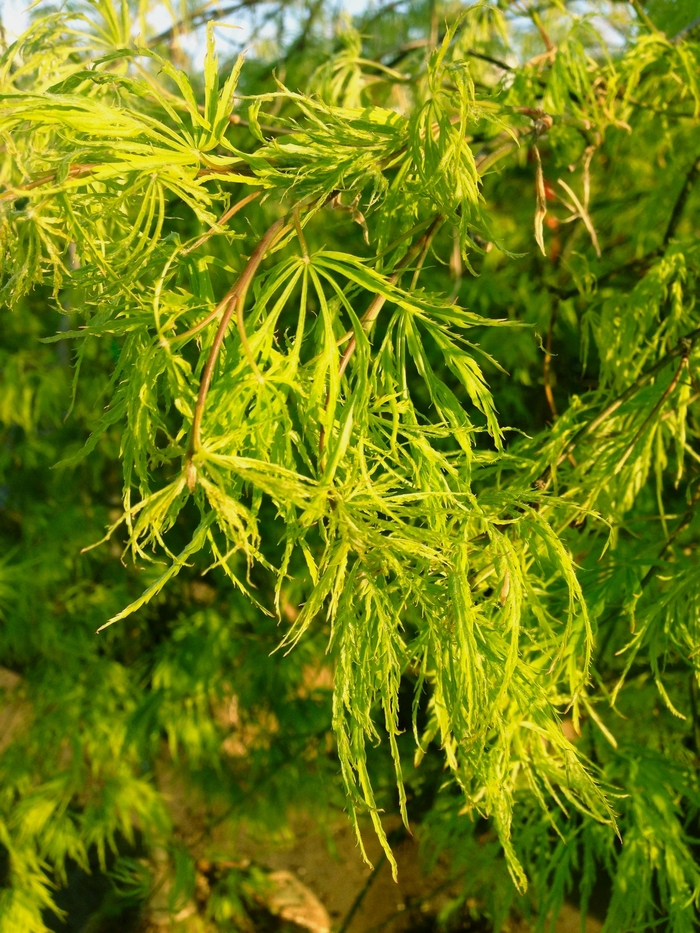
174 197 266 345
549 148 700 302
188 216 291 462
233 219 290 376
148 1 259 47
663 154 700 246
592 474 700 668
183 190 261 256
227 112 293 135
0 163 96 202
336 853 388 933
357 0 411 33
690 677 700 756
320 217 443 457
256 0 324 82
428 0 438 52
556 177 601 258
644 481 700 576
531 8 554 52
570 345 687 455
538 327 700 487
628 0 660 33
334 219 438 349
466 48 514 71
613 353 687 474
674 15 700 43
543 304 558 419
337 217 442 381
336 826 406 933
385 38 512 71
410 221 439 289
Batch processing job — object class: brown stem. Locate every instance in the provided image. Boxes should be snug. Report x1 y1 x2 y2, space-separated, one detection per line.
0 163 96 202
543 303 558 420
334 218 438 349
531 9 554 53
182 190 261 257
687 364 700 398
338 217 442 380
428 0 438 51
320 217 443 456
255 0 325 82
410 222 439 289
188 216 290 461
385 38 512 71
174 196 265 345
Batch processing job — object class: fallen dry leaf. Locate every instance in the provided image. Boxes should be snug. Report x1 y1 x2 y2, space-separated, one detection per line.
261 870 331 933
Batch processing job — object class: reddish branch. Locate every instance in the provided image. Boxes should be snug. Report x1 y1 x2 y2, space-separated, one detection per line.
339 217 443 380
0 163 96 202
319 216 443 457
183 190 261 256
543 304 558 419
187 216 291 465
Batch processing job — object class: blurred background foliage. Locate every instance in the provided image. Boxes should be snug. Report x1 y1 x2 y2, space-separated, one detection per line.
1 1 700 931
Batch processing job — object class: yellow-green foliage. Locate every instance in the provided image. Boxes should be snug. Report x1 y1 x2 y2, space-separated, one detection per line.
1 1 700 930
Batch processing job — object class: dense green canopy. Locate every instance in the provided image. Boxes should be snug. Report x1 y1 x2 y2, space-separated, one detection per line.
1 0 700 930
